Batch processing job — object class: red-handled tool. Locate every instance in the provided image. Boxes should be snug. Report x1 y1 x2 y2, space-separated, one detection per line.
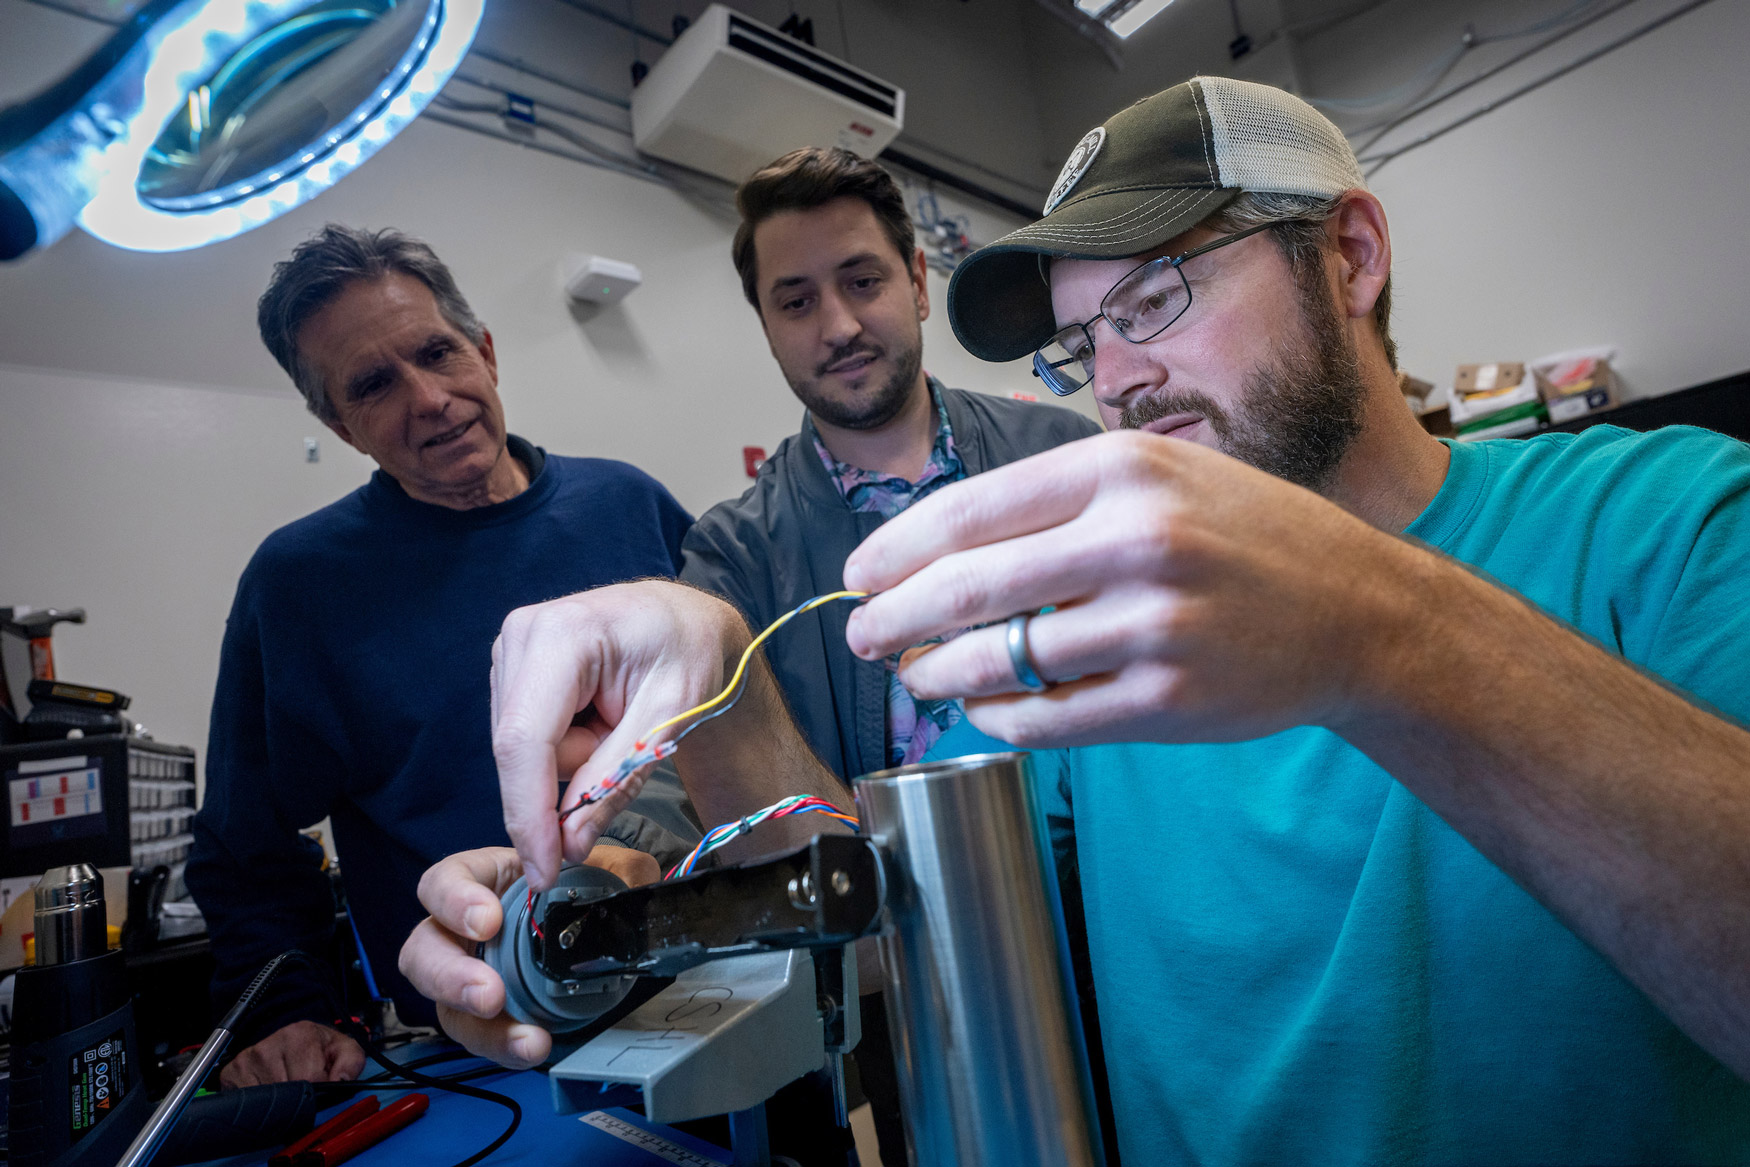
269 1096 380 1167
294 1093 429 1166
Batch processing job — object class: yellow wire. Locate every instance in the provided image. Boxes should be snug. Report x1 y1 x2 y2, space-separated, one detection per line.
635 591 868 746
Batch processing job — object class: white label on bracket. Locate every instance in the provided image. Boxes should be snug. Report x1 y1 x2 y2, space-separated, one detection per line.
579 1111 725 1166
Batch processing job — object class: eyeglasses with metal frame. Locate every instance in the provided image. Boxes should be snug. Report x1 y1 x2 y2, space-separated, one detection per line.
1031 220 1280 397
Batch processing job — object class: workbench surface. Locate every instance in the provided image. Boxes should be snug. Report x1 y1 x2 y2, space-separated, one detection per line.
190 1049 731 1167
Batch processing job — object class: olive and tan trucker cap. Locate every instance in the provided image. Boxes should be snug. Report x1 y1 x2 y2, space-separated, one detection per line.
946 76 1367 363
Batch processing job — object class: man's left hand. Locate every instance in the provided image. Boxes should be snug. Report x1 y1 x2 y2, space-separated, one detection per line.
843 430 1426 747
219 1021 365 1089
399 844 660 1069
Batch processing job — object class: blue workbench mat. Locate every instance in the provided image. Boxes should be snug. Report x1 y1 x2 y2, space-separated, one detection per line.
191 1053 730 1166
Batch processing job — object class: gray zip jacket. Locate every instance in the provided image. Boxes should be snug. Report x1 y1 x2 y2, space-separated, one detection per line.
679 381 1102 784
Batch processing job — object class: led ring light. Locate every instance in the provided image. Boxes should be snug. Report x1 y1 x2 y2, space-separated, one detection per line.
0 0 482 257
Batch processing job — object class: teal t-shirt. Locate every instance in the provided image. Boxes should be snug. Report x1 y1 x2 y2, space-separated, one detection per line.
932 426 1750 1165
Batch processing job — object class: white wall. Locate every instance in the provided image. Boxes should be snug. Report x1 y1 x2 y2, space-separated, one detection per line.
1360 0 1750 400
0 365 378 765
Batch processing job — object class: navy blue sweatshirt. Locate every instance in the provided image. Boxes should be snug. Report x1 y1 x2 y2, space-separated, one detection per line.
187 438 691 1040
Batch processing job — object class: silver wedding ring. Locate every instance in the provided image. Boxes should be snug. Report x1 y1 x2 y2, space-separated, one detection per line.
1006 612 1051 693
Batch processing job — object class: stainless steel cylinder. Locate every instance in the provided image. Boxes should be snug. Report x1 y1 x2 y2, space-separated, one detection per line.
33 862 106 965
855 751 1104 1167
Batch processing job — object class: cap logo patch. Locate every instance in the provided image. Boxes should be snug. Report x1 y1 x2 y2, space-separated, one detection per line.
1044 127 1106 215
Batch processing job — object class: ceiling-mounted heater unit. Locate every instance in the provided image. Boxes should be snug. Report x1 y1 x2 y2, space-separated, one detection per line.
631 4 905 184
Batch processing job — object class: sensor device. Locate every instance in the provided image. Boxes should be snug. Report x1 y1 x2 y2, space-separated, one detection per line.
563 255 643 306
481 862 637 1033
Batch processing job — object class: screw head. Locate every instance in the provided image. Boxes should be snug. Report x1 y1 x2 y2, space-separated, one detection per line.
831 870 852 896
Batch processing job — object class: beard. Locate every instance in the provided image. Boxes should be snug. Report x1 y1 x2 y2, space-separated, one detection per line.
787 333 925 432
1119 270 1367 493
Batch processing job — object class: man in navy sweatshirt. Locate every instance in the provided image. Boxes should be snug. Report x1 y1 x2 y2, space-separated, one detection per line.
186 226 697 1089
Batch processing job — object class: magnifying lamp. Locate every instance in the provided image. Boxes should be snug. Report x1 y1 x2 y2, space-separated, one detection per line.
0 0 483 259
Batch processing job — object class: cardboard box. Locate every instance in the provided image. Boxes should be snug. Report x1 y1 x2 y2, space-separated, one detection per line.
1398 372 1451 435
1417 405 1454 437
1398 372 1435 406
1449 361 1539 428
1453 362 1525 395
1530 347 1621 424
1546 385 1616 424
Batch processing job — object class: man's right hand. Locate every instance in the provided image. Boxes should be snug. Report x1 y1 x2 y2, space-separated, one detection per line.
492 581 752 892
399 845 660 1068
219 1020 365 1089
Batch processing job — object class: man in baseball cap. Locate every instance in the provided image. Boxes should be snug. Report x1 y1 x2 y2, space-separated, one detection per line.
399 78 1750 1164
838 77 1750 1160
948 75 1399 490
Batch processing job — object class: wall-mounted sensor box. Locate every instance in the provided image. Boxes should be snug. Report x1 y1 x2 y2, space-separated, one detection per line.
564 255 643 305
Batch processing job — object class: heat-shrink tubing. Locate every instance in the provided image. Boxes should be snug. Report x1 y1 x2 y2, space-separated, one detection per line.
294 1092 430 1166
269 1096 380 1167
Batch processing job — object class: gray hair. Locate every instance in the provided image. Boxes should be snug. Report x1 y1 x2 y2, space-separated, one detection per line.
257 225 486 421
1201 191 1397 371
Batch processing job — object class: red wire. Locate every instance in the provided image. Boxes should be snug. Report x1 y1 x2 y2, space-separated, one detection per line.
526 887 544 940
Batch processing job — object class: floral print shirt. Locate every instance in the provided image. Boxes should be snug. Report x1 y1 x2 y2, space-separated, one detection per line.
812 380 966 767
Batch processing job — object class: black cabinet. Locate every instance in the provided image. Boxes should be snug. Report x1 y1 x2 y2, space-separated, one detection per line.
1536 370 1750 442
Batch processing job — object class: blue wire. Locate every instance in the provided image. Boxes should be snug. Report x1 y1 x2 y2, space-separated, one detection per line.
348 904 387 1003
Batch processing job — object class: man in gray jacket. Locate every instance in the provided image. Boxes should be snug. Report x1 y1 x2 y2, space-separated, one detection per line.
677 147 1098 1163
681 147 1098 784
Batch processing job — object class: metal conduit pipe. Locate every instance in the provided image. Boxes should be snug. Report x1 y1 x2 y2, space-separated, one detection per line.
466 44 632 109
549 0 673 46
447 70 631 134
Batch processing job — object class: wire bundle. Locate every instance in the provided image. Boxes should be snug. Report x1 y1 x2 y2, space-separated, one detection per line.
666 795 859 880
558 590 867 818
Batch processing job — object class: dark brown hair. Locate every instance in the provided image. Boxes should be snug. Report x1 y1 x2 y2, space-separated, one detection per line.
731 147 915 312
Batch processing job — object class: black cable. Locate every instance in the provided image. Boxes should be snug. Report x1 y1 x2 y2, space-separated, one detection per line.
365 1044 523 1167
323 1061 510 1094
421 111 669 188
217 950 305 1031
400 1046 485 1072
218 950 523 1167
